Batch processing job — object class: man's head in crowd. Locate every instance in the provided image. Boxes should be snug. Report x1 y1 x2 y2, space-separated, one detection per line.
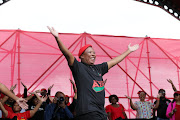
31 96 39 106
158 89 166 98
41 88 47 97
109 94 119 104
54 91 65 106
12 101 22 113
137 91 146 101
174 91 180 101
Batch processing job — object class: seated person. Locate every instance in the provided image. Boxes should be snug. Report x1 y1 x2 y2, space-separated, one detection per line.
44 91 73 120
0 92 47 120
105 94 127 120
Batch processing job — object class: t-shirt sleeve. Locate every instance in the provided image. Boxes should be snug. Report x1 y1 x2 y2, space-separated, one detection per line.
120 104 125 112
105 105 111 113
69 58 79 74
97 62 108 76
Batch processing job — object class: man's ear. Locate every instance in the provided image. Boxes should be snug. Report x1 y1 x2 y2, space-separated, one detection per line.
80 54 84 59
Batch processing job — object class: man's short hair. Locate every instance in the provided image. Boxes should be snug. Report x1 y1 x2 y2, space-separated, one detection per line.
137 91 146 95
55 91 64 97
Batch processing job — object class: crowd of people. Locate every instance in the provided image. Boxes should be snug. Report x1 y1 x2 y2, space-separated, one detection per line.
0 79 179 120
0 27 179 120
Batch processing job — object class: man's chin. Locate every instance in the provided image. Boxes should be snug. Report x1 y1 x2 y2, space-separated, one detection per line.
89 61 95 65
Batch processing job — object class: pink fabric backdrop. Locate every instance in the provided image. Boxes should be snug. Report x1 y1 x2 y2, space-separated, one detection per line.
0 29 180 118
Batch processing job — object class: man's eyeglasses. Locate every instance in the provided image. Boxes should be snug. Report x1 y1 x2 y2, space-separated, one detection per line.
174 93 180 97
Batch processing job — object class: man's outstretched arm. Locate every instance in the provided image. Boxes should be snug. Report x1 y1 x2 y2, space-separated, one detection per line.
48 26 75 66
107 44 139 70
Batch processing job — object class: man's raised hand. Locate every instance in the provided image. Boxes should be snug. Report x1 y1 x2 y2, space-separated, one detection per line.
128 43 139 52
47 26 59 38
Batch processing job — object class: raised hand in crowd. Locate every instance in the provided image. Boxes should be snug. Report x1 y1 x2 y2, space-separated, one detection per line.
167 79 177 92
21 82 27 89
125 95 131 100
35 89 41 94
69 79 77 100
16 97 28 110
48 84 54 91
69 79 77 93
125 95 137 110
10 84 17 91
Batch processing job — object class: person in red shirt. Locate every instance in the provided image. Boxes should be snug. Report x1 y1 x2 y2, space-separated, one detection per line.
0 92 47 120
105 94 127 120
166 91 180 120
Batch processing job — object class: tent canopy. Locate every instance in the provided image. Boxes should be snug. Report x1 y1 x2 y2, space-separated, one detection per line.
135 0 180 21
0 29 180 118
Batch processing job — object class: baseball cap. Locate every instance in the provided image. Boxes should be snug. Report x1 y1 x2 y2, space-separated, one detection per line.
41 88 47 92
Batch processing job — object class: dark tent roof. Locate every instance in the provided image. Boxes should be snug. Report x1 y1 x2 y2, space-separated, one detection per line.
135 0 180 21
0 0 10 6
